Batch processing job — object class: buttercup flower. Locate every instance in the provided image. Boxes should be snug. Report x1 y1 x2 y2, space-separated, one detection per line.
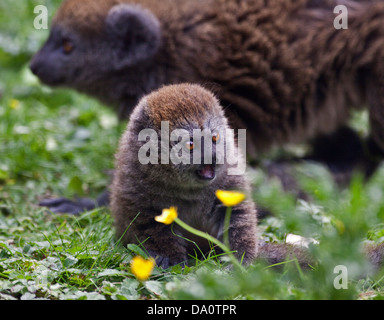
155 206 178 225
9 99 20 110
130 256 155 281
215 190 245 207
154 204 245 271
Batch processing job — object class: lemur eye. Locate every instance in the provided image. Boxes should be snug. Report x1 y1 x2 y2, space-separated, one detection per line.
186 139 194 151
212 132 220 144
62 39 74 54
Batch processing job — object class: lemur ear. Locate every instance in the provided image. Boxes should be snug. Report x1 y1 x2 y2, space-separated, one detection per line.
106 4 161 69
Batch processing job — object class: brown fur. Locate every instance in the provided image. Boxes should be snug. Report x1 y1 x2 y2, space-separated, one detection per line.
53 0 117 36
145 85 218 130
364 242 384 271
110 84 259 268
31 0 384 161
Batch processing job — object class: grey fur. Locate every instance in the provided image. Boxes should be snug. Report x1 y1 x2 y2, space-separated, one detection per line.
110 84 258 268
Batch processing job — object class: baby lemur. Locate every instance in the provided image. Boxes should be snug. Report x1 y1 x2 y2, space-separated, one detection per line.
110 83 314 268
111 83 257 267
111 84 384 271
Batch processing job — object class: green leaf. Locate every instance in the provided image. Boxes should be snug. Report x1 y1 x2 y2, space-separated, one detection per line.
119 278 140 300
63 256 78 268
20 292 36 300
127 244 148 258
68 176 83 195
145 280 166 298
97 269 127 278
22 244 31 254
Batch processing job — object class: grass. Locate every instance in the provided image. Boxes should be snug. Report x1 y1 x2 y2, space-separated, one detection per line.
1 0 384 300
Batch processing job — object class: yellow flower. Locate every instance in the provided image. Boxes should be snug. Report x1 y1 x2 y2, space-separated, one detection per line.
215 190 246 207
155 206 178 225
9 99 20 110
130 256 155 281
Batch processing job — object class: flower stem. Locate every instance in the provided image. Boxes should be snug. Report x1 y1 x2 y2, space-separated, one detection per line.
174 217 245 271
223 206 232 251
